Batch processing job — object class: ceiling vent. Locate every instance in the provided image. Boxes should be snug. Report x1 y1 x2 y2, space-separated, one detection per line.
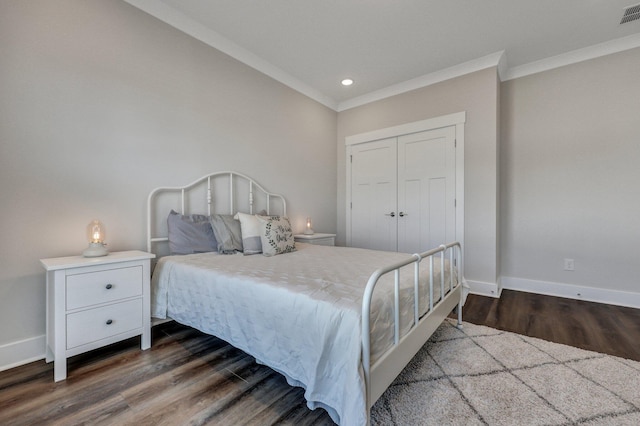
620 3 640 24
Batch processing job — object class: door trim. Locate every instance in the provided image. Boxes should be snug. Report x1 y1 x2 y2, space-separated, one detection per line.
345 112 465 270
345 111 466 146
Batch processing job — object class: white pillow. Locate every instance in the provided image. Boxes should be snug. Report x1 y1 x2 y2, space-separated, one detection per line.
257 215 296 256
234 212 263 255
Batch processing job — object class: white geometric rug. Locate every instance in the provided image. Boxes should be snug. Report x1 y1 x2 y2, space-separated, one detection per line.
371 319 640 425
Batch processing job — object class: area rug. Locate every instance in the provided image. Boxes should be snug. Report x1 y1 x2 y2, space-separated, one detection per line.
370 319 640 426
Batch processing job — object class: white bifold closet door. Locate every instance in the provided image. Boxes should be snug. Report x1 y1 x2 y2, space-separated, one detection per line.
350 137 398 251
350 126 456 254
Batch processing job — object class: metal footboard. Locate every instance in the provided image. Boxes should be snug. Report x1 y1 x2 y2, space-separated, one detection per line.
361 242 464 422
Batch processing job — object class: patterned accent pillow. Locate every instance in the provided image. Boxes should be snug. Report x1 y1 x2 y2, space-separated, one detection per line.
257 216 296 256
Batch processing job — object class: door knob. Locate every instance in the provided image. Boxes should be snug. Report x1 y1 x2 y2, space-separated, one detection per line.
398 212 407 217
384 212 396 217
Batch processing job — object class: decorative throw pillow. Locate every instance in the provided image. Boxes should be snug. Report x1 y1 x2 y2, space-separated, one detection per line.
209 214 243 254
234 212 263 255
257 215 296 257
167 210 217 255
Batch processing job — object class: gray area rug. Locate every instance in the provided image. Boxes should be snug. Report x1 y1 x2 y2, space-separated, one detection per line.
371 319 640 425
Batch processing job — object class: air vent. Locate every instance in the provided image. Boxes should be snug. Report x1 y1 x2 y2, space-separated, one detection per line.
620 3 640 24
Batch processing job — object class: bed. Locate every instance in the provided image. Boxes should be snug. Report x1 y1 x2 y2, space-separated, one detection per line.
147 171 465 425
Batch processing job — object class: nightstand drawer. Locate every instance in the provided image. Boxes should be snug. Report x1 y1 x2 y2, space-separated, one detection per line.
66 266 142 310
66 299 143 349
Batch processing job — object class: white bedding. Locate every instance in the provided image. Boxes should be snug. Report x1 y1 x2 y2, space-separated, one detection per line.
151 243 453 425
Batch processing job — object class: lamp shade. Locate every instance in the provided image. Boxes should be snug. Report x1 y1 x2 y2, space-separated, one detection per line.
87 220 106 243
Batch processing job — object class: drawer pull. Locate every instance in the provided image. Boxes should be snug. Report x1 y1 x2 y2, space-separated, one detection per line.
105 284 113 290
106 319 113 325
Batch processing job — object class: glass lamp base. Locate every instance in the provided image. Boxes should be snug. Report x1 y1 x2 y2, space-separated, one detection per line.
83 242 108 257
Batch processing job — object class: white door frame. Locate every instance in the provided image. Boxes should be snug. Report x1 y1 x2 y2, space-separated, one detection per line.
345 111 466 257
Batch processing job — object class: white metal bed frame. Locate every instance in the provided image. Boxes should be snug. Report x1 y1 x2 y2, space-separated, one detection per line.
146 171 463 425
362 242 463 419
147 171 286 253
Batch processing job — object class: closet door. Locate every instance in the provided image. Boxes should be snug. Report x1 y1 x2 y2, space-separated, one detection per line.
397 127 456 254
350 138 398 251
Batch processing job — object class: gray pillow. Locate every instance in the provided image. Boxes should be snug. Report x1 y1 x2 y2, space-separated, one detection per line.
210 214 243 254
167 210 217 255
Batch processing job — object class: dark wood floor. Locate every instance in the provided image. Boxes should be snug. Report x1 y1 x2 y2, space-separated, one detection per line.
1 290 638 425
461 289 640 362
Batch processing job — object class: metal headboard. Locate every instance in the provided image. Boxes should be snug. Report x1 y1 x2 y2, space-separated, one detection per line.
147 171 287 255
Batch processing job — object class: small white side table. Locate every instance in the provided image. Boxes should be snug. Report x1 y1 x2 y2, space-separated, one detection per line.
294 233 336 246
40 250 155 382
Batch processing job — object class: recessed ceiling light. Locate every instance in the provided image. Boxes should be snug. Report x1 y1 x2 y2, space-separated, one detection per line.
341 78 354 86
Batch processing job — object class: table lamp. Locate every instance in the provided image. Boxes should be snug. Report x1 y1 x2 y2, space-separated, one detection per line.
82 219 108 257
303 217 314 235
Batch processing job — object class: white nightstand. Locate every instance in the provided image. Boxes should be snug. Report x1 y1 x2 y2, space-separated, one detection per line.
294 233 336 246
40 250 155 382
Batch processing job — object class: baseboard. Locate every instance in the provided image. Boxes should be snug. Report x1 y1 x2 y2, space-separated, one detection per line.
1 321 172 373
0 335 45 373
501 276 640 309
466 279 502 298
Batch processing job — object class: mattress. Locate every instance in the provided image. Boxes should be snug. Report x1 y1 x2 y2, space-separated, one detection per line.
151 242 452 425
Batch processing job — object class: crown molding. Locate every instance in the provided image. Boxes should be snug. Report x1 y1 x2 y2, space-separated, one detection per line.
502 33 640 81
337 51 505 112
123 0 338 110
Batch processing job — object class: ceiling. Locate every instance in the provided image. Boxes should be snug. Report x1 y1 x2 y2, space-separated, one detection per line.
125 0 640 110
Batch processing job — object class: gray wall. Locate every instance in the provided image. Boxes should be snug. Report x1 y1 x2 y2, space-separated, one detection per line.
0 1 337 353
337 68 500 288
500 47 640 295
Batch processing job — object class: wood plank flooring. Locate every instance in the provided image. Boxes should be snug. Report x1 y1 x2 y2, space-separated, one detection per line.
1 290 638 425
461 289 640 362
0 324 331 425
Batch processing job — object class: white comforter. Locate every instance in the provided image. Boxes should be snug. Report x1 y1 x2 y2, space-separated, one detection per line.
151 243 451 425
